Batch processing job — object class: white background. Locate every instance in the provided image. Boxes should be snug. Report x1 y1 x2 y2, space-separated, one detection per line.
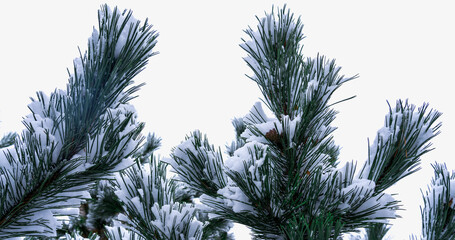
0 1 454 239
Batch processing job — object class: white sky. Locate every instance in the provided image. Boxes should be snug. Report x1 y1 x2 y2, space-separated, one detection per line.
0 1 454 239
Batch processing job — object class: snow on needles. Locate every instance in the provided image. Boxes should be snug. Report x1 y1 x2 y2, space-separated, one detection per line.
240 7 301 74
114 162 203 239
169 130 226 189
340 178 396 222
241 101 301 145
0 5 157 238
216 185 255 213
419 163 455 239
87 103 140 171
99 6 157 59
151 202 203 240
424 163 455 211
23 91 65 165
98 6 139 58
360 101 440 180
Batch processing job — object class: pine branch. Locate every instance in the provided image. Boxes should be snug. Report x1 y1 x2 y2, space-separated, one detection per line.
226 118 246 157
177 5 410 239
105 226 142 240
69 180 123 240
365 222 391 240
281 211 344 240
241 6 356 122
199 217 234 240
113 159 203 240
165 5 441 240
0 132 16 149
420 162 455 239
240 5 306 120
198 6 359 238
359 100 442 193
0 5 157 238
168 130 228 197
63 132 162 239
135 133 161 164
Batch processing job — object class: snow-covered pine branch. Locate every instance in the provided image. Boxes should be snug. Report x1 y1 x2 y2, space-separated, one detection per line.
0 132 16 149
359 100 441 193
240 6 356 122
420 163 455 239
167 131 234 239
167 5 442 239
111 159 203 240
168 131 227 197
0 5 157 238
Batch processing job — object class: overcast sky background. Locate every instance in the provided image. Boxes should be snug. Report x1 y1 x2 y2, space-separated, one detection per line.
0 1 454 239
